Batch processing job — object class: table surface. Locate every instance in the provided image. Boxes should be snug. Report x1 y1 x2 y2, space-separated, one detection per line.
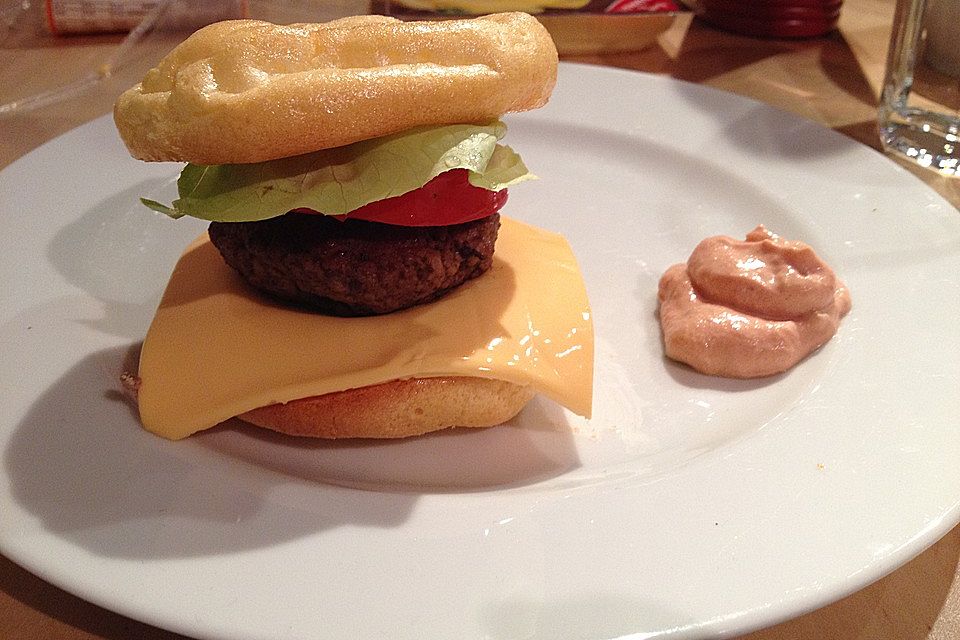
2 0 959 638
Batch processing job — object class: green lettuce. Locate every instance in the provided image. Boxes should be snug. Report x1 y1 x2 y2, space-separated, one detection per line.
142 121 534 222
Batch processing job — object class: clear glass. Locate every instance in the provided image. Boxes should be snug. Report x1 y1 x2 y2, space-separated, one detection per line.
879 0 960 175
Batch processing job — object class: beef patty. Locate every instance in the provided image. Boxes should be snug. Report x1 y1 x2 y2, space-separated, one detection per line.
208 212 500 316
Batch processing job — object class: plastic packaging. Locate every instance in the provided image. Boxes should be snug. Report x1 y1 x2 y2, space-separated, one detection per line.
0 0 366 116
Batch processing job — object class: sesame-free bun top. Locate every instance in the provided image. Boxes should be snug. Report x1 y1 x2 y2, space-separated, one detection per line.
113 12 558 165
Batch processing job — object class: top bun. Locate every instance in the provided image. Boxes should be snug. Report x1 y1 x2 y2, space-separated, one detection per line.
113 13 558 165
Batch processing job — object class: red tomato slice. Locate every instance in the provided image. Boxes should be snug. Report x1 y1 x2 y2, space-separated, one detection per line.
293 169 507 227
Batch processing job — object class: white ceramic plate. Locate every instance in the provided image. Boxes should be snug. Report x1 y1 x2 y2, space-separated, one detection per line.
2 63 959 640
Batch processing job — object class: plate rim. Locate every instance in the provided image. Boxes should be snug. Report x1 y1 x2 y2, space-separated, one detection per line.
1 62 959 640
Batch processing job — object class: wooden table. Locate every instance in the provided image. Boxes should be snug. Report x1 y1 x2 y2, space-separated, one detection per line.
2 0 958 637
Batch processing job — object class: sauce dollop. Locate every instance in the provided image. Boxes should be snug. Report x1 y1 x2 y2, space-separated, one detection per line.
657 226 851 378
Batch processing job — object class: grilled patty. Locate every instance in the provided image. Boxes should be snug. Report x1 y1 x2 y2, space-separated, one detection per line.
208 212 500 316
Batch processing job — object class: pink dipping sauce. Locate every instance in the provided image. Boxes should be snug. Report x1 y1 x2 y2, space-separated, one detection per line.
657 226 851 378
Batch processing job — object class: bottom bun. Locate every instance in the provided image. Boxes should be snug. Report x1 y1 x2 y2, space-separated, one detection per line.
238 376 536 439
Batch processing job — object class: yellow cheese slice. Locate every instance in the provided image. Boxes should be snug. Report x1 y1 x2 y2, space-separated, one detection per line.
138 216 594 439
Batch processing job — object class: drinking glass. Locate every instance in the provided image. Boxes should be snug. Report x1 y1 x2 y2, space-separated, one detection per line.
879 0 960 175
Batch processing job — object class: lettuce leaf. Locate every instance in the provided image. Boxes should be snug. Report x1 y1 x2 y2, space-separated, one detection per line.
145 121 534 223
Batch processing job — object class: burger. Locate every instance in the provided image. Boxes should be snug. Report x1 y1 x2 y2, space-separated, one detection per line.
114 12 594 440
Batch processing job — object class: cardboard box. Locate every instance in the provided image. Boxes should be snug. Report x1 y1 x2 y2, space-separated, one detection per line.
374 1 690 54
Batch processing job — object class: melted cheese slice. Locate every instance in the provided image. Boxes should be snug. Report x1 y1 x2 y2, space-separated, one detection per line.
138 217 594 439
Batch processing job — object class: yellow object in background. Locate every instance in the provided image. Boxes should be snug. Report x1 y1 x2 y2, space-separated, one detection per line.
389 0 589 13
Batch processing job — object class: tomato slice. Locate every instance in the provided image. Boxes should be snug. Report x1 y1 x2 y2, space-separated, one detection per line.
294 169 507 227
